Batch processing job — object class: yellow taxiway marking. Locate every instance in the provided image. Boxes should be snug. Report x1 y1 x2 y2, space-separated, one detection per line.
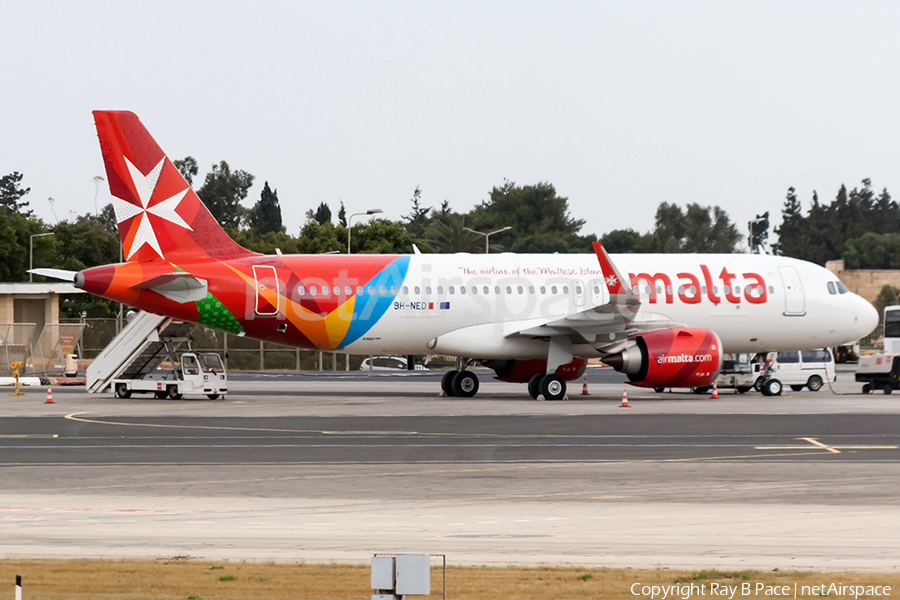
756 437 898 454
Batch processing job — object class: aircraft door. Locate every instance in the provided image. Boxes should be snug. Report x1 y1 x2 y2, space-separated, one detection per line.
778 266 806 316
573 279 585 307
253 265 281 316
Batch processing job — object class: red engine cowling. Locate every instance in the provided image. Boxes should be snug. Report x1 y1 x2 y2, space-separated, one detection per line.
485 358 587 383
602 327 722 388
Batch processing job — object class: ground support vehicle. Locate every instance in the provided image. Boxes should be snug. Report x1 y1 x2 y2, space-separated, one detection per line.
855 354 900 394
714 353 756 394
112 352 227 400
752 349 836 396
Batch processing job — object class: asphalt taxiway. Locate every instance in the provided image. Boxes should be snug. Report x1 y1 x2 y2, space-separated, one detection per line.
0 367 898 569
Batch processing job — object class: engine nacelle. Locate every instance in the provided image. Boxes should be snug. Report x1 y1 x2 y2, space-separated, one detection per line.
484 358 587 383
602 327 722 388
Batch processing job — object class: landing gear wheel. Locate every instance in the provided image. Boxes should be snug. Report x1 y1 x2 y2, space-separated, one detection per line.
540 374 566 401
115 383 131 399
862 383 872 394
451 371 479 397
527 373 543 400
807 375 823 392
790 384 804 392
154 390 167 399
761 378 782 397
207 394 220 400
884 384 893 395
441 370 459 397
736 386 751 394
654 387 665 393
167 385 183 400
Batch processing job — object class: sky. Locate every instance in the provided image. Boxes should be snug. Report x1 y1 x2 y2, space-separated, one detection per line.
3 1 900 249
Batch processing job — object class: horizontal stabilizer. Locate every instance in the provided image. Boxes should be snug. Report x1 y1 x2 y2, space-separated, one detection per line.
28 268 77 282
134 272 208 304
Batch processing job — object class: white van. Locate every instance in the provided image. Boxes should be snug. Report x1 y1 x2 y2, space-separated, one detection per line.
753 349 836 395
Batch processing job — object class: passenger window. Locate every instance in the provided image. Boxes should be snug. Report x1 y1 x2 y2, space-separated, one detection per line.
357 286 363 295
632 285 639 294
593 285 600 295
437 286 444 295
310 286 318 297
367 286 375 295
449 286 455 295
298 285 306 296
563 285 569 294
414 286 420 294
529 286 535 294
460 286 466 295
701 286 707 294
484 286 490 294
551 286 558 294
379 286 387 296
777 352 800 363
541 286 547 294
321 286 329 296
390 286 398 295
494 286 501 294
346 286 353 296
734 285 741 295
517 286 524 294
827 282 836 295
333 286 340 295
506 286 512 294
425 286 432 294
769 286 775 294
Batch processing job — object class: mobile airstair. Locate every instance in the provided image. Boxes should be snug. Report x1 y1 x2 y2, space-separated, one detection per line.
86 311 197 393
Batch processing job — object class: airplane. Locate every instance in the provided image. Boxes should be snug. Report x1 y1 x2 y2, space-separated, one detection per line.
34 111 879 399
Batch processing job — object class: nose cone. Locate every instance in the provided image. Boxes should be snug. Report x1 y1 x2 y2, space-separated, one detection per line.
854 295 879 339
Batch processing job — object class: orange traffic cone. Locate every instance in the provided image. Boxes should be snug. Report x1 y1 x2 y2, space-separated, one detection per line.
581 377 590 396
710 382 719 399
620 389 630 408
45 386 54 404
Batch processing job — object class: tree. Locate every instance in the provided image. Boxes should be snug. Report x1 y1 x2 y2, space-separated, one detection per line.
197 161 254 228
403 186 431 239
173 156 198 187
773 187 804 256
314 201 332 225
842 232 900 269
49 214 120 272
467 181 594 253
0 210 47 281
295 220 344 254
599 228 653 253
338 201 347 227
351 219 415 254
425 214 482 253
248 181 284 234
648 202 740 253
0 171 32 215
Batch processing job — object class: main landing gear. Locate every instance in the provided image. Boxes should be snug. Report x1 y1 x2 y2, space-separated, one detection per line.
441 365 480 398
527 373 567 401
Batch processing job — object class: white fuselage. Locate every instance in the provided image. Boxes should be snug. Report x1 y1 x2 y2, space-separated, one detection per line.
343 252 878 359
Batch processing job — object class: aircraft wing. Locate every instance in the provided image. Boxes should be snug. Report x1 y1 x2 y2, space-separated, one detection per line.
505 243 681 352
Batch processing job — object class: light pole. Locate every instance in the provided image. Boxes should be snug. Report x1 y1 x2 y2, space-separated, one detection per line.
347 208 383 254
748 217 766 254
463 226 511 254
29 232 55 282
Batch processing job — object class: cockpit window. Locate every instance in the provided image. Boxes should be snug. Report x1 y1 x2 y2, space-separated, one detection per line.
836 281 849 294
827 281 836 295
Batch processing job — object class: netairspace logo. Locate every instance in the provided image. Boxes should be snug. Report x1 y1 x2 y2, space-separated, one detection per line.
630 581 892 599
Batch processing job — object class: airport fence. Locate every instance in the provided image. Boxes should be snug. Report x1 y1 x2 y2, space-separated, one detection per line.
66 317 369 372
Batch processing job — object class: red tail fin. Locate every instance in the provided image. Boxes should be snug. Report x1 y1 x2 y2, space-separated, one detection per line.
93 110 256 262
